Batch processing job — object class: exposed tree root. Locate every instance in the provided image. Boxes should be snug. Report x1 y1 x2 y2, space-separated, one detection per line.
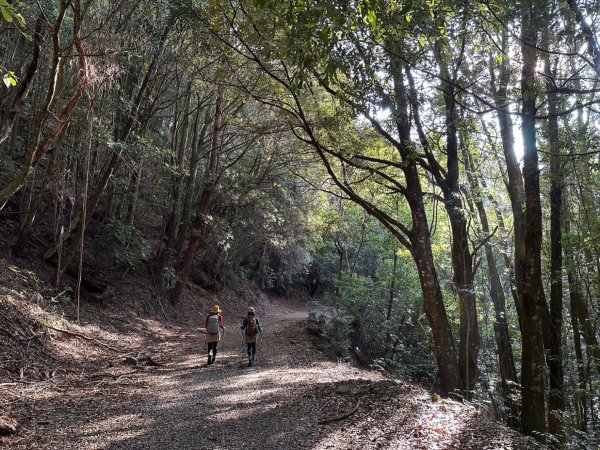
318 399 361 425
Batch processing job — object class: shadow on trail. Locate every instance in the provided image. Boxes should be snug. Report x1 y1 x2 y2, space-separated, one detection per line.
7 312 540 450
99 362 420 450
90 322 434 449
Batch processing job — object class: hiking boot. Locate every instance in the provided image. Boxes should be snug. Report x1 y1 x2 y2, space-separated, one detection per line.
207 355 213 365
248 360 252 367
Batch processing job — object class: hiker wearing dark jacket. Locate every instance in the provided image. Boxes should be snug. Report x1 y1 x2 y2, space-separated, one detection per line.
241 307 262 366
205 305 225 365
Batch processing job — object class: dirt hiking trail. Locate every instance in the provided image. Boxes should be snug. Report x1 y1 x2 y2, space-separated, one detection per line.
2 301 541 450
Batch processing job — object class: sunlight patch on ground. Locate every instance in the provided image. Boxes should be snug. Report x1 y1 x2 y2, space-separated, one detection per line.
313 393 470 450
217 363 380 390
206 399 283 421
214 387 282 406
70 414 151 448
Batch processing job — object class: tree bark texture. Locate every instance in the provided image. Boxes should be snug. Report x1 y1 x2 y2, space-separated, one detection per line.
433 37 479 396
542 38 565 440
519 0 548 434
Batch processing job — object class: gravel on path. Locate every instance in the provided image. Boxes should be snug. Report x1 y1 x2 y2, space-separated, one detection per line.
2 301 543 450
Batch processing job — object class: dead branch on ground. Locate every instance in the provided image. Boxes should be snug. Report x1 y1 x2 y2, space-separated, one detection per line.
47 326 121 352
0 416 18 434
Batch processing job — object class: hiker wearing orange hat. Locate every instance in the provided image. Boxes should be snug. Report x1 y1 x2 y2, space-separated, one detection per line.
205 305 225 365
240 306 262 367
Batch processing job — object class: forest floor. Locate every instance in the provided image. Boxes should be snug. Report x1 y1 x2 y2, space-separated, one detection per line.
0 245 544 449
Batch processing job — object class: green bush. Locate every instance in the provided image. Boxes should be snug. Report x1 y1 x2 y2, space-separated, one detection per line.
93 219 151 268
307 308 352 356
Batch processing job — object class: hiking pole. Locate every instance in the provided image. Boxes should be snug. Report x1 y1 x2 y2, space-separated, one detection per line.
220 328 225 354
240 329 246 366
257 331 262 364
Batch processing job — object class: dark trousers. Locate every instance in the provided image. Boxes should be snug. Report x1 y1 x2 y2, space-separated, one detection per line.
247 343 256 358
208 342 218 364
208 342 218 354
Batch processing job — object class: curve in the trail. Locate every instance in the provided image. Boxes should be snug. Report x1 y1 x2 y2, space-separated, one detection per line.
93 305 346 450
10 303 542 450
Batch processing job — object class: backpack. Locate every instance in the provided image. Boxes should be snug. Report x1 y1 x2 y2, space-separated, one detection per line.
246 317 257 337
207 315 220 335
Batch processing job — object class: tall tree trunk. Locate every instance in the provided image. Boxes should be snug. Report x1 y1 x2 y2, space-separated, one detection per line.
490 28 526 332
172 103 212 262
12 133 64 255
542 34 565 440
564 215 588 432
170 85 224 303
0 1 72 210
387 246 398 322
0 16 45 146
479 122 522 327
390 52 462 394
384 242 399 354
433 36 479 396
315 44 464 394
566 61 600 381
165 81 193 251
463 144 519 426
519 0 548 434
158 80 194 285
